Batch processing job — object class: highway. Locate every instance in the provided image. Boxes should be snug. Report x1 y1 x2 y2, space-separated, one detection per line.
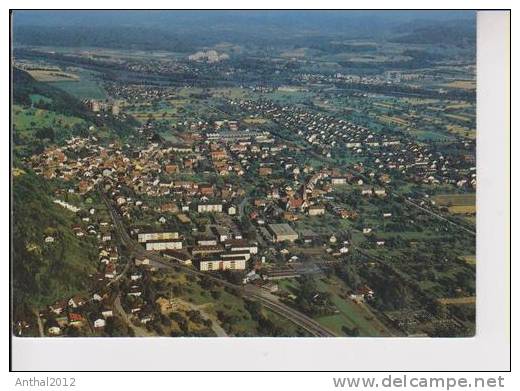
100 191 337 337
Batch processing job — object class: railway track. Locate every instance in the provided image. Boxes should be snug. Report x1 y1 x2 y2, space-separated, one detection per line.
100 190 338 337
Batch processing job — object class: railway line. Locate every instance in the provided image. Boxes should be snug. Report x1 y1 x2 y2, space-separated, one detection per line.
100 190 338 337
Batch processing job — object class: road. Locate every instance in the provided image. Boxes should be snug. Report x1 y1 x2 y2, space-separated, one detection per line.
34 310 45 337
305 148 476 236
223 97 475 236
107 249 132 287
238 196 249 218
100 191 337 337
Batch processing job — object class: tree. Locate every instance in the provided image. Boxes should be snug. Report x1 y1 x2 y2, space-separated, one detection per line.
35 127 55 141
105 316 129 337
342 325 360 336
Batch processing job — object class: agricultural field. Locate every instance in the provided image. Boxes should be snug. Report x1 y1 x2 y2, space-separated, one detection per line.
448 205 476 214
444 113 473 123
127 105 178 123
432 194 475 207
446 124 476 139
52 69 107 100
331 93 476 141
26 69 79 82
209 87 249 99
446 102 473 109
432 194 476 219
442 80 476 90
437 296 476 305
377 115 411 127
263 89 314 105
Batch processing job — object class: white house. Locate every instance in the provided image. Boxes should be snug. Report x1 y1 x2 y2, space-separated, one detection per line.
94 318 106 328
48 326 61 336
102 310 114 318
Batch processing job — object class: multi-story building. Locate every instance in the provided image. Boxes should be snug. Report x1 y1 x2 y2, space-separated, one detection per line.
199 258 246 272
144 239 183 251
138 231 179 243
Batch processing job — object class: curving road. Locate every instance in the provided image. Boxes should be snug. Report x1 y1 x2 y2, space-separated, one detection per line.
100 191 337 337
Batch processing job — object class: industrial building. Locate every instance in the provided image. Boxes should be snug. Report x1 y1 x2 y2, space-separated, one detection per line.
267 223 298 242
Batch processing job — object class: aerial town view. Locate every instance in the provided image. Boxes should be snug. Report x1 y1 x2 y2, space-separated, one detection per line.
11 11 477 338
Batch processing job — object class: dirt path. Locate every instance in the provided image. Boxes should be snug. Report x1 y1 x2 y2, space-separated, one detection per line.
33 309 45 337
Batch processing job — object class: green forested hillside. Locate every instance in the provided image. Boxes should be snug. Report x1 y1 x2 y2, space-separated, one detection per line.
12 67 138 159
12 69 115 318
12 169 98 319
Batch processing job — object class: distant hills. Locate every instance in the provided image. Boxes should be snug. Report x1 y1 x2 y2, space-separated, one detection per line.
390 19 476 47
12 10 476 51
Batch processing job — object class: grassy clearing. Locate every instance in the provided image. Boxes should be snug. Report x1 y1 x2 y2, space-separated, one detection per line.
13 104 85 132
314 277 392 337
277 277 388 336
462 215 476 225
52 70 107 100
